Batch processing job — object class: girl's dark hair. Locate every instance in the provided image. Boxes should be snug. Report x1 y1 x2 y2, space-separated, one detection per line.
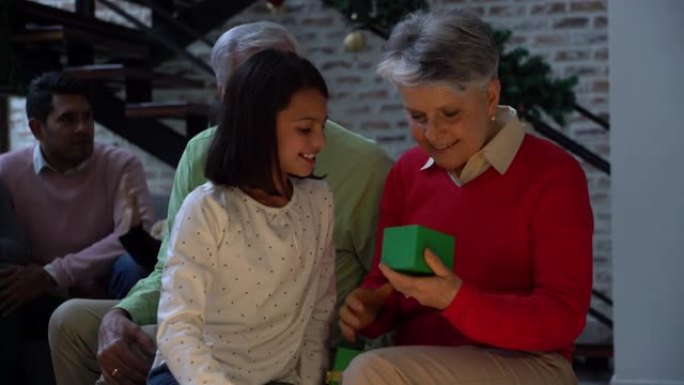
205 48 328 195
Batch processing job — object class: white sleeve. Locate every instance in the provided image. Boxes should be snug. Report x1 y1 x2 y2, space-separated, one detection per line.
298 187 337 385
156 188 234 385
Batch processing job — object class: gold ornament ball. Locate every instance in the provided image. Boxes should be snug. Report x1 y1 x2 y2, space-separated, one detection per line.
266 2 285 14
344 30 366 52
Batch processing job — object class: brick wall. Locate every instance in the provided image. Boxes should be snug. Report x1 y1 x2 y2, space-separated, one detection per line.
9 0 611 340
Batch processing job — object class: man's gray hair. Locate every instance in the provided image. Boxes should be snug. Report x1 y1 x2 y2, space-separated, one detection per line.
210 21 300 89
377 9 498 91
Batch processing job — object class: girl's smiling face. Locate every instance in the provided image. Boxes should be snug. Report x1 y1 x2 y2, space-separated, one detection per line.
276 87 328 179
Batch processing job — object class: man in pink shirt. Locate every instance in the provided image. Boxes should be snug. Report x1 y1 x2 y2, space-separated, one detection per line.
0 71 154 385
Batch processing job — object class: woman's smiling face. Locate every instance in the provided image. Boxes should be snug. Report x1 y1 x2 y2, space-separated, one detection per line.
399 79 500 173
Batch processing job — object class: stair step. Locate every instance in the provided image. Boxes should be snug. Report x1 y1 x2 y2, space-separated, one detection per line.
64 64 151 79
127 101 210 139
16 1 147 44
64 64 206 88
11 25 149 59
126 101 209 119
574 343 613 359
126 0 204 12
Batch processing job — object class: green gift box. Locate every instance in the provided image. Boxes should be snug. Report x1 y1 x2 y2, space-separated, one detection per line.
325 347 363 385
381 225 455 275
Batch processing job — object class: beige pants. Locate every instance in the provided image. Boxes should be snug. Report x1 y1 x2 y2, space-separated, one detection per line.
48 299 157 385
342 345 577 385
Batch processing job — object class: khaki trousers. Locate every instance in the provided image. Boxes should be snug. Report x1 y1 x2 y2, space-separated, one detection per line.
342 345 577 385
48 298 157 385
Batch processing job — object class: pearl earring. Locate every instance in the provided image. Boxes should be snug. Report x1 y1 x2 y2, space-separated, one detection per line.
490 115 496 121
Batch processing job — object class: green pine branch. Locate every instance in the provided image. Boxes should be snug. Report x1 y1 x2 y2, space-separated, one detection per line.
495 30 578 126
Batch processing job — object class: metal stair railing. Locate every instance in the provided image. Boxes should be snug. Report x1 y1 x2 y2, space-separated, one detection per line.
96 0 214 77
524 113 610 175
574 102 610 131
134 0 213 48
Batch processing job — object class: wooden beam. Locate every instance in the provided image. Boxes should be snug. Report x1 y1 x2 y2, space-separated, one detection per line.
125 101 209 119
64 64 206 89
126 101 210 140
11 26 150 60
89 90 188 167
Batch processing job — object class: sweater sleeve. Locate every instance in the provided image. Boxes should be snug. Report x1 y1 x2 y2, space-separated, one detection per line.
0 178 31 265
349 149 394 273
156 188 234 385
298 187 336 385
117 131 211 324
358 163 405 338
442 158 594 351
45 155 155 289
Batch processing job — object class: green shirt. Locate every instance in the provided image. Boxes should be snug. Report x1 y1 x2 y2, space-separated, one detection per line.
118 120 393 327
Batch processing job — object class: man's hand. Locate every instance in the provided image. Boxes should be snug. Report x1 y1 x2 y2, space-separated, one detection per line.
379 248 462 310
0 264 56 316
98 308 155 385
119 173 142 233
338 283 393 343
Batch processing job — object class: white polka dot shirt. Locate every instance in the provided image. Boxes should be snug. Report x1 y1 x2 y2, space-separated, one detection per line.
153 178 336 385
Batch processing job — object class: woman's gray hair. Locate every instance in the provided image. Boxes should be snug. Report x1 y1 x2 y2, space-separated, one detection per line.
377 9 498 91
210 21 300 89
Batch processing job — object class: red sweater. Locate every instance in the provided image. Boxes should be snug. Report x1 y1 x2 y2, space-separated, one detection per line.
361 134 593 361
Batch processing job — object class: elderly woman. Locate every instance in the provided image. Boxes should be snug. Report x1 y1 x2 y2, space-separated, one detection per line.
338 9 593 385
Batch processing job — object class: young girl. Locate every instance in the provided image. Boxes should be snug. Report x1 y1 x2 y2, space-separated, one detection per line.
148 49 336 385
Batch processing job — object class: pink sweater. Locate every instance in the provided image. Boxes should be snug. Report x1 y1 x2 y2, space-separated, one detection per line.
362 135 594 361
0 143 153 296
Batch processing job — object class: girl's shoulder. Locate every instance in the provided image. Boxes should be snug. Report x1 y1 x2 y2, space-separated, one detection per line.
293 178 332 195
181 181 235 212
186 181 220 199
293 178 334 209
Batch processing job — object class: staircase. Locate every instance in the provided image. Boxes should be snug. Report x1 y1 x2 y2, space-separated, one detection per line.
6 0 256 166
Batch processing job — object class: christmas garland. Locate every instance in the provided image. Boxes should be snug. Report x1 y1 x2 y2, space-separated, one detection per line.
325 0 428 36
496 30 578 126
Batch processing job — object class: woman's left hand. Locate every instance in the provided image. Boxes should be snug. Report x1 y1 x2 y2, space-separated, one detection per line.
379 248 462 310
